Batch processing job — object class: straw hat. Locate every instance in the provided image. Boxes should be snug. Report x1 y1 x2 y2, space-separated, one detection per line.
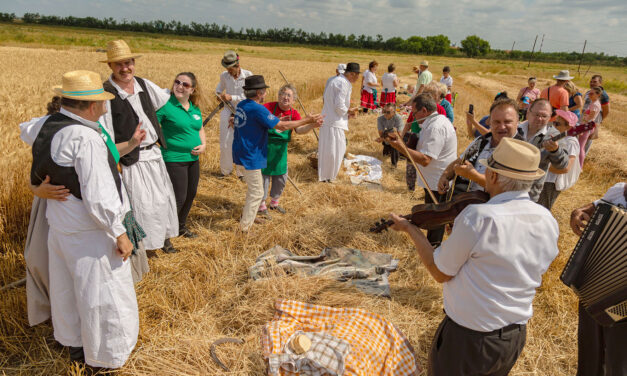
419 60 429 67
99 40 142 63
52 70 114 101
221 50 239 68
553 70 574 80
478 138 544 180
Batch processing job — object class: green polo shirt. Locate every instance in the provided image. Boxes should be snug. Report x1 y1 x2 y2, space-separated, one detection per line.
157 94 203 163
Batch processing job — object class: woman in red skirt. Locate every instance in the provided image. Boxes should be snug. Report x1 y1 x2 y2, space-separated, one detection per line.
380 63 399 106
360 60 380 112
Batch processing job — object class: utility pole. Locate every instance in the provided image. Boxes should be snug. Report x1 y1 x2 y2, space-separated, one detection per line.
538 34 545 53
578 40 587 75
528 35 538 67
511 41 516 52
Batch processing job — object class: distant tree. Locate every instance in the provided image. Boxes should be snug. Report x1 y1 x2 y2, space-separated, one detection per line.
461 35 490 57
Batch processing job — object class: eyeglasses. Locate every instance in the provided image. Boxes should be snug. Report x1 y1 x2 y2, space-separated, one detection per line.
530 111 551 119
174 79 192 89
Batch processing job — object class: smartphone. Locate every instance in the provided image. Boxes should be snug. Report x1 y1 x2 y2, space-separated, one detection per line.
469 104 474 114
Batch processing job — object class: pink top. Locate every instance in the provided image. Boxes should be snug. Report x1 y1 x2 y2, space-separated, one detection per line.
518 87 540 109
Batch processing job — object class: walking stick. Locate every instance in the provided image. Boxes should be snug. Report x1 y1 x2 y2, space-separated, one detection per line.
394 129 439 204
278 70 319 141
0 277 26 292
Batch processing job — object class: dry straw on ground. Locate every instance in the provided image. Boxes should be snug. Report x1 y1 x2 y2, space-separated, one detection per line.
0 37 625 376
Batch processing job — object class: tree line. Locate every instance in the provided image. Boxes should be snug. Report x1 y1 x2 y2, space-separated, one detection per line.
2 12 625 66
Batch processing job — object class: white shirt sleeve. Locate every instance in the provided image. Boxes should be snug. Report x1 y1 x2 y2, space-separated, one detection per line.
595 182 627 207
75 137 126 238
98 101 115 143
19 116 49 146
334 80 350 117
215 72 226 95
143 78 170 110
433 212 479 276
418 123 445 159
231 69 252 103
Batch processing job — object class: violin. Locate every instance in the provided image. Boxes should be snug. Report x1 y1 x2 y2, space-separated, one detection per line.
370 191 490 233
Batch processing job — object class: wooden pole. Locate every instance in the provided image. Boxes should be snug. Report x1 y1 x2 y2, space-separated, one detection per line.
0 278 25 292
527 35 538 68
511 41 515 52
538 34 545 53
278 70 319 141
578 40 587 75
394 129 438 204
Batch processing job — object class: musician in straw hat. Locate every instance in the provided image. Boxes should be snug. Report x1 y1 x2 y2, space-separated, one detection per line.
570 182 627 376
215 50 253 177
30 70 139 369
390 138 559 376
99 39 180 253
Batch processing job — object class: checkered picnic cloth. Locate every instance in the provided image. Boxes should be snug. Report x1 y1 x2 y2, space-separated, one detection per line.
268 331 350 376
262 300 419 376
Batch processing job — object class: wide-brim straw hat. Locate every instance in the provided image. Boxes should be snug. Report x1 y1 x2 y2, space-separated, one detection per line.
478 138 545 180
419 60 429 67
553 70 574 80
99 40 142 63
52 70 114 101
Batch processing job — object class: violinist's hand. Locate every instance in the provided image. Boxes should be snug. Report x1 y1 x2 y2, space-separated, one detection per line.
386 133 403 150
437 174 450 195
543 139 559 152
389 213 411 233
453 161 476 180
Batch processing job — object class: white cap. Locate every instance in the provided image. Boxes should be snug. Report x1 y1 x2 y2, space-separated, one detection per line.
337 63 346 74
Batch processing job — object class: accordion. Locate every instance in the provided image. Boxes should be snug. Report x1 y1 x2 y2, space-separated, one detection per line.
560 202 627 326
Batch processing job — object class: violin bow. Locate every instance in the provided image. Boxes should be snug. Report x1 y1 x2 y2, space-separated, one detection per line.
394 129 439 204
278 70 319 141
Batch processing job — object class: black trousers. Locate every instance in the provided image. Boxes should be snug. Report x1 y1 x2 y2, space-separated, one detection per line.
429 316 526 376
424 189 445 246
165 160 200 234
382 143 399 166
577 303 627 376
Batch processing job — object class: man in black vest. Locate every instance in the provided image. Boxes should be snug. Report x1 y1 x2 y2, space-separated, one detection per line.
31 70 138 370
99 39 180 253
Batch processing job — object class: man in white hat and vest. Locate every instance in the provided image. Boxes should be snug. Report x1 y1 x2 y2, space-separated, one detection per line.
215 50 253 177
318 62 360 182
31 70 139 369
99 39 180 253
389 138 559 376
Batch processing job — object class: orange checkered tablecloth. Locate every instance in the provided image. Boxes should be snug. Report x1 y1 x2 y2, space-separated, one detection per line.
262 299 420 375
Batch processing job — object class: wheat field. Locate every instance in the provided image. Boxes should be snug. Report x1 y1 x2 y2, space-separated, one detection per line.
0 30 626 376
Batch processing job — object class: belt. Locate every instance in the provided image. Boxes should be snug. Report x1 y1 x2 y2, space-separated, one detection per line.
139 142 157 151
445 315 525 337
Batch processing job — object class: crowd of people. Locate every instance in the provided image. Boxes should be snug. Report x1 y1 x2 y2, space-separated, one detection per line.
17 39 624 375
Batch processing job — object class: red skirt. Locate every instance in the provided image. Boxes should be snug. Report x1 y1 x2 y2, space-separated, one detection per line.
379 91 396 106
360 89 377 109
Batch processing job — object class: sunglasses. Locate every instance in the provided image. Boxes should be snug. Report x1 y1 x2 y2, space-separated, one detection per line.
174 79 192 89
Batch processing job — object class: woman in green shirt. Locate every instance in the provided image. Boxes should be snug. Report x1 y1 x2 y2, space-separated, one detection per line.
157 72 206 238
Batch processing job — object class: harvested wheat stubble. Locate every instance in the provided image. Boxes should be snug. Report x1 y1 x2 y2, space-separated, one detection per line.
0 42 625 376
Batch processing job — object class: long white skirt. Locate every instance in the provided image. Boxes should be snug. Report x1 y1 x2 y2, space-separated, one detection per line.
24 197 51 326
121 156 178 250
318 126 346 181
48 227 138 368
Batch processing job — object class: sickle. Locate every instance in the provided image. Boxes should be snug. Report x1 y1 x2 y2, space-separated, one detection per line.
210 337 245 372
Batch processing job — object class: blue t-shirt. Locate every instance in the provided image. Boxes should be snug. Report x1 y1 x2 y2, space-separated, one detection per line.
232 99 280 170
474 115 490 138
440 99 454 123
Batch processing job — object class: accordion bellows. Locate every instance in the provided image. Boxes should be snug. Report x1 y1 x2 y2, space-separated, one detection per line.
561 203 627 326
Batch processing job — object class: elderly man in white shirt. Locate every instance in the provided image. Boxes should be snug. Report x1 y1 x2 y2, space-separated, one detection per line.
215 50 253 177
99 40 179 253
318 62 360 182
31 70 138 370
389 138 559 376
387 93 457 246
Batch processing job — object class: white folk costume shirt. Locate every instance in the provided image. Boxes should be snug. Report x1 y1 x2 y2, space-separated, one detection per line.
545 136 581 191
381 72 397 93
595 182 627 207
101 77 170 162
215 69 253 109
99 76 179 250
321 75 352 131
440 75 453 88
434 190 559 331
48 108 126 237
415 113 457 189
362 70 377 94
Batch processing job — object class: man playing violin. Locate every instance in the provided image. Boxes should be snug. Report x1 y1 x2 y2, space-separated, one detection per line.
389 138 559 376
438 98 521 196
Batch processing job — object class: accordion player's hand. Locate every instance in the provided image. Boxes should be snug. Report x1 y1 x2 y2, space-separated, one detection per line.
570 203 595 236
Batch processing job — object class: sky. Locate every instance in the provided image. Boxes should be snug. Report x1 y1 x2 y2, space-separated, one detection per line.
2 0 626 56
